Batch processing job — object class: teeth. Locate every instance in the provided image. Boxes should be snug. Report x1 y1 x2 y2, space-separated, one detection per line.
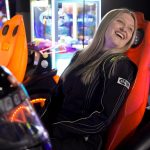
115 31 125 39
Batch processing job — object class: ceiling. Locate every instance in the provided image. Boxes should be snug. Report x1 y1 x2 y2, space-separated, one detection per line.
101 0 149 20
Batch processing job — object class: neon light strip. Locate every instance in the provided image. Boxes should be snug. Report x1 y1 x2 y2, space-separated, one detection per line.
11 106 29 122
30 98 46 107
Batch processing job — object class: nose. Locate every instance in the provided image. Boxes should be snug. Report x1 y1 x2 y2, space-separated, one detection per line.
119 26 127 39
120 26 128 35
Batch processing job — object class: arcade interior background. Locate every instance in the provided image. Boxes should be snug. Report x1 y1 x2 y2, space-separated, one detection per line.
4 0 150 76
29 0 101 75
0 1 149 150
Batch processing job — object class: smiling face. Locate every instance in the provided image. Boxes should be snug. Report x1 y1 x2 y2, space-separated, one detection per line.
104 12 135 50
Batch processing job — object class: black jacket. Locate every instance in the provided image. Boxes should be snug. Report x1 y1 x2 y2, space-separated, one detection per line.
51 53 137 139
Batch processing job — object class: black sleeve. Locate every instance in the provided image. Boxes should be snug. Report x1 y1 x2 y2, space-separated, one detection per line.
101 57 137 119
52 57 137 136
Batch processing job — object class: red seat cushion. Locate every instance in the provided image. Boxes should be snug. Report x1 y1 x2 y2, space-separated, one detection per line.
105 12 150 150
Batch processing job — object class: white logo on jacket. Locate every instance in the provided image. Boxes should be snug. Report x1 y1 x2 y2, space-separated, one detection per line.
117 77 130 89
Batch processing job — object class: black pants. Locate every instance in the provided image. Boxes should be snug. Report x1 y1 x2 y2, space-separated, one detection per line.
51 134 102 150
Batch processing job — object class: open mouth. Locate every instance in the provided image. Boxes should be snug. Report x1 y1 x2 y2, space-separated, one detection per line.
115 31 126 40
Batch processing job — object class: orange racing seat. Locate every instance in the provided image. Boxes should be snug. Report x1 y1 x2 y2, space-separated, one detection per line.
0 15 28 82
105 12 150 150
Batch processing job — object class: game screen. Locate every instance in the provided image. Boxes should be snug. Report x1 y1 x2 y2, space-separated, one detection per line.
77 3 96 45
57 2 97 48
58 3 73 38
33 6 51 39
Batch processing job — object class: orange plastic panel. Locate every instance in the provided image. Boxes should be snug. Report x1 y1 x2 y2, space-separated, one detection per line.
0 15 28 82
105 12 150 150
53 75 60 84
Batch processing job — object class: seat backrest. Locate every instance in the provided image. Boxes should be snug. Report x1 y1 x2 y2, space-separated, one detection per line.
105 12 150 150
0 15 28 82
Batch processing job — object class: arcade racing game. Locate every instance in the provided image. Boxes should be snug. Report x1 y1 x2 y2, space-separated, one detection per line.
0 2 150 150
0 14 52 150
0 66 52 150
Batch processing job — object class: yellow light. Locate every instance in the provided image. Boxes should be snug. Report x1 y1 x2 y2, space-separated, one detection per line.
30 98 46 107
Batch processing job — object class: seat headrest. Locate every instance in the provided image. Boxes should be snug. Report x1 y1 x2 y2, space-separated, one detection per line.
126 12 147 66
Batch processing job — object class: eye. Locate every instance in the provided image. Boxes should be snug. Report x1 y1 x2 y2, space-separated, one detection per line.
116 19 124 25
2 25 9 35
12 25 19 36
128 27 133 33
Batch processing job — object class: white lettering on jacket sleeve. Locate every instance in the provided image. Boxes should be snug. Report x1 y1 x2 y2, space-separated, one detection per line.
117 77 130 89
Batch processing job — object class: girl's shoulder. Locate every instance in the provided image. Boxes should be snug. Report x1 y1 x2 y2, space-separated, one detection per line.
102 53 137 76
105 53 135 67
105 53 126 62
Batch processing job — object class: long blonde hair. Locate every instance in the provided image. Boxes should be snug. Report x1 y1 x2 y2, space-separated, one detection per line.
62 8 137 85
